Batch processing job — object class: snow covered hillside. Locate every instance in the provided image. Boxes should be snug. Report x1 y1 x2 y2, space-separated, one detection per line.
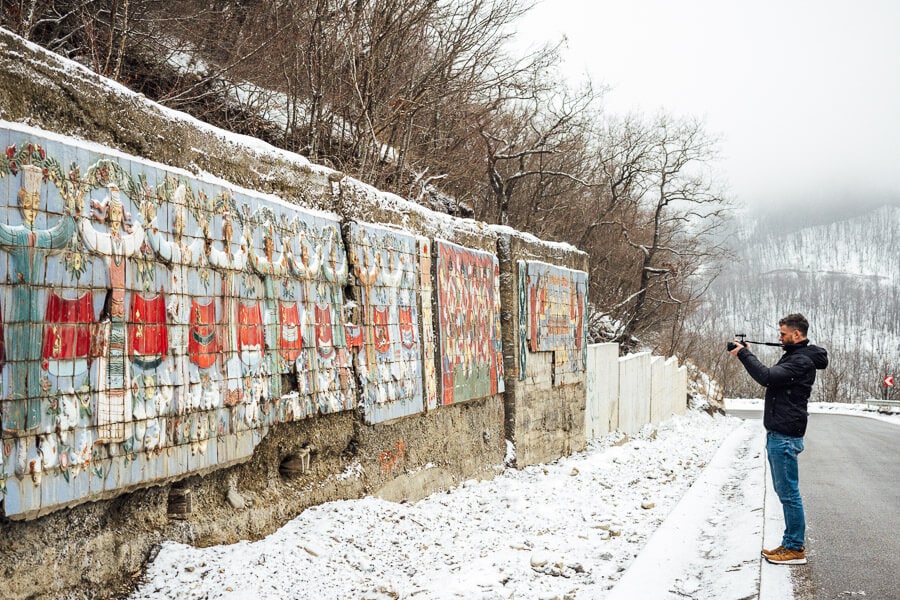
696 204 900 402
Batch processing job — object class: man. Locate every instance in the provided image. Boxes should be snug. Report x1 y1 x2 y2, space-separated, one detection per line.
729 313 828 565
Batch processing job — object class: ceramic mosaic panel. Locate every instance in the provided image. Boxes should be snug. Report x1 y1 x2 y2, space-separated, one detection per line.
0 125 352 518
435 240 504 405
346 222 423 424
518 260 588 380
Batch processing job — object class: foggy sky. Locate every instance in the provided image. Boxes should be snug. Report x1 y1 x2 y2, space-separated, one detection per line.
514 0 900 209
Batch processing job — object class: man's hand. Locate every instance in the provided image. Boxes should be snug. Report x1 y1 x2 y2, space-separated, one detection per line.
728 341 746 357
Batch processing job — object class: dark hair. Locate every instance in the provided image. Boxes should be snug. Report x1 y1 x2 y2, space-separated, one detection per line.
779 313 809 336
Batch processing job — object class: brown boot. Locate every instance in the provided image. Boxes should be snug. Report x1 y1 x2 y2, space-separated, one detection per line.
760 545 785 558
761 544 804 558
764 546 807 565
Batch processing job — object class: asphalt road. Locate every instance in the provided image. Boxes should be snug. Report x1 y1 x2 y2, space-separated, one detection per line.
729 410 900 600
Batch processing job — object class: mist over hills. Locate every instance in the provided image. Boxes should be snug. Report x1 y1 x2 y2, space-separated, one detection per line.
693 200 900 402
748 187 900 235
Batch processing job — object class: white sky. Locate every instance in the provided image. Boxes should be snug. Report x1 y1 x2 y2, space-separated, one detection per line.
512 0 900 207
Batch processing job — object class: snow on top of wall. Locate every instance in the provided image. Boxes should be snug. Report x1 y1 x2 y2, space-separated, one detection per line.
2 119 342 225
517 257 588 274
489 224 585 256
340 176 501 242
619 351 651 362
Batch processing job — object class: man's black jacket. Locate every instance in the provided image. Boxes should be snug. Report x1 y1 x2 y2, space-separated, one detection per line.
736 340 829 437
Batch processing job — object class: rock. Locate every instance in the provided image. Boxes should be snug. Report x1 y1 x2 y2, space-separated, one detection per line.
226 486 246 510
530 551 550 568
641 500 655 510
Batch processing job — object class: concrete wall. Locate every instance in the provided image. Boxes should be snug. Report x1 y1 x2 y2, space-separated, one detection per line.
664 357 682 420
586 349 687 441
0 27 694 600
585 343 619 438
617 352 652 436
0 123 508 520
496 234 589 468
649 356 665 425
0 121 513 599
677 364 688 415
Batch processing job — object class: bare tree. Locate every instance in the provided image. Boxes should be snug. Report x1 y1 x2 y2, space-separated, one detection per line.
1 0 161 80
476 74 599 226
622 115 730 343
565 113 730 351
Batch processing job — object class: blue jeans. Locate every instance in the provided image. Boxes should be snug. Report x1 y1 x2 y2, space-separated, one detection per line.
766 431 806 550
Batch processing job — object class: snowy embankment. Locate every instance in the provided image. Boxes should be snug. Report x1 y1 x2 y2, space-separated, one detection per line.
132 411 756 600
129 400 898 599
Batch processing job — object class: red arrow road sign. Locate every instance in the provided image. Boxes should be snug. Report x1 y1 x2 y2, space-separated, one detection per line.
885 375 895 387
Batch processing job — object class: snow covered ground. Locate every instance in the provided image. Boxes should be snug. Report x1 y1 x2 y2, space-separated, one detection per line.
130 401 898 600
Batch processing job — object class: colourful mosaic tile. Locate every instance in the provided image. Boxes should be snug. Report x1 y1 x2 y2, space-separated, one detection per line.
518 260 588 381
0 128 352 518
346 222 423 424
435 240 504 405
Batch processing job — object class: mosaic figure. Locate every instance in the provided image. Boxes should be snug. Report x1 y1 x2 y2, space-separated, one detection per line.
319 232 349 347
0 164 76 432
350 231 379 378
312 230 353 413
278 225 321 415
374 245 405 359
79 183 145 442
284 227 322 363
207 207 267 422
144 184 209 418
246 223 289 402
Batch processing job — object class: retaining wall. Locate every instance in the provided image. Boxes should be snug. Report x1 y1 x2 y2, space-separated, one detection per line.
616 352 652 436
496 234 589 467
0 28 686 600
664 356 688 421
0 28 588 599
650 356 665 425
